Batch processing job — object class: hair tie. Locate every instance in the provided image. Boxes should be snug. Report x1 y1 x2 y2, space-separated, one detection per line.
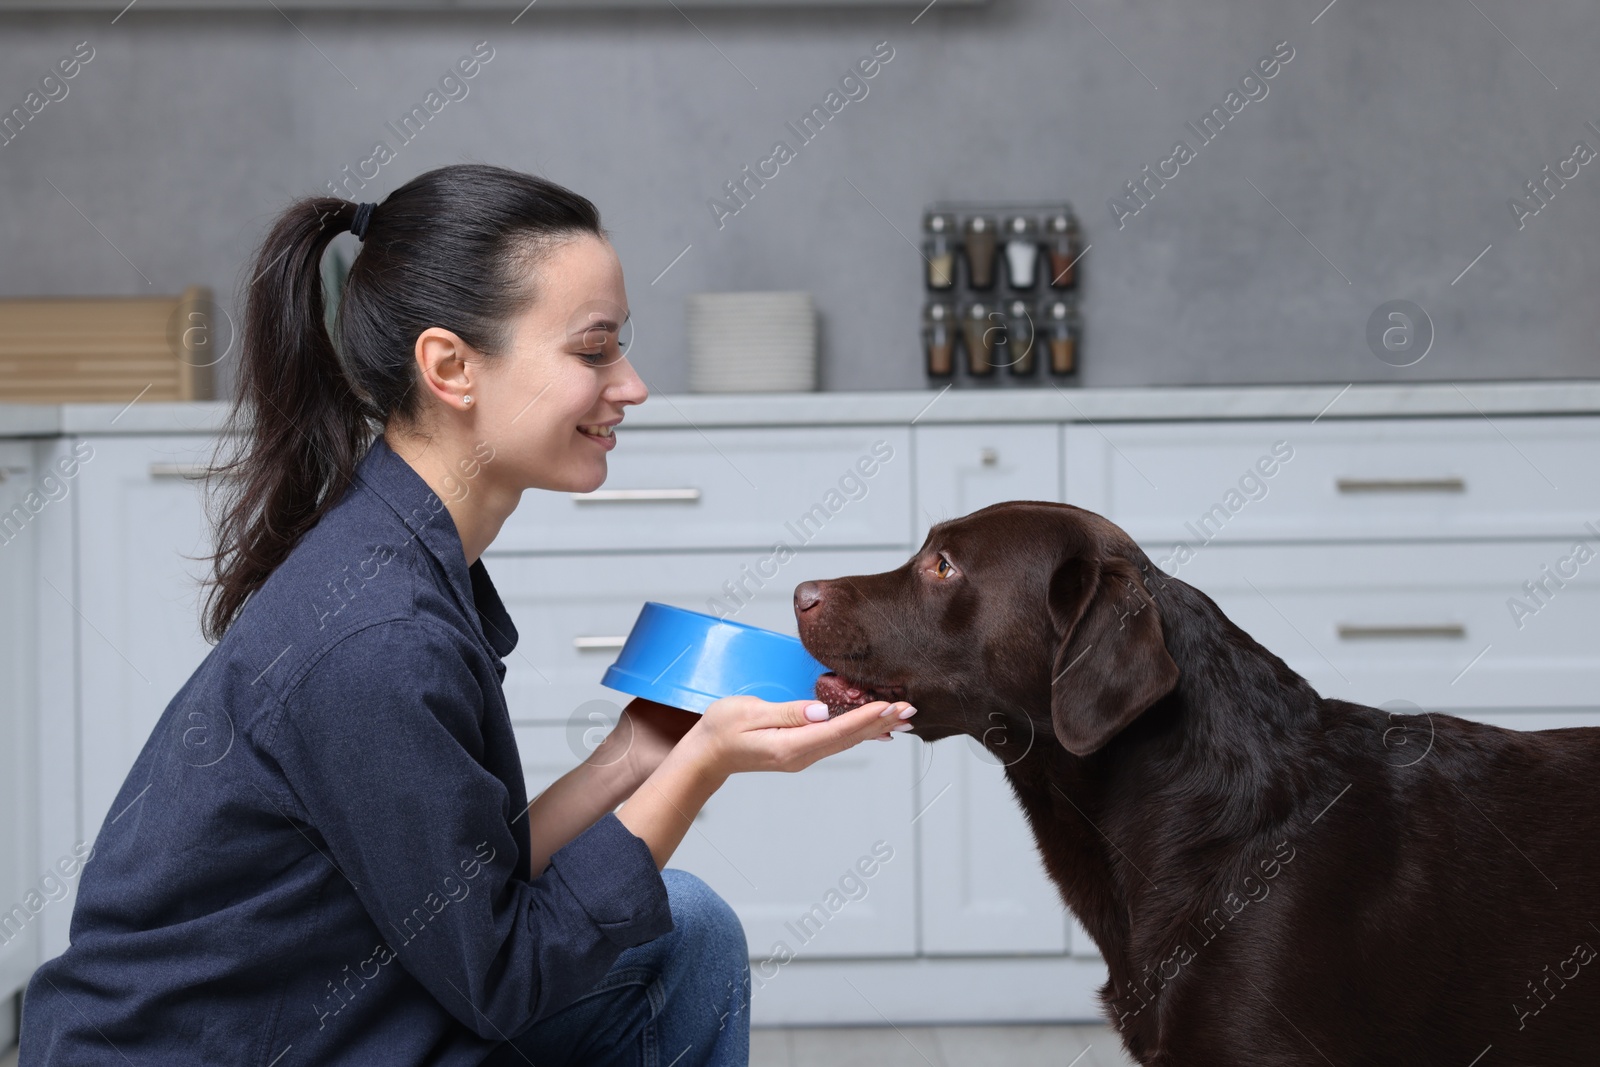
350 201 377 241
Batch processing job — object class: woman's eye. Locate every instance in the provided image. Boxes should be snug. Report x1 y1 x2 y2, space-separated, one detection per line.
579 350 607 363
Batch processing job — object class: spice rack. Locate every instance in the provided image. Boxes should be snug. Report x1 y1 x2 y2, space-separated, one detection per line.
920 200 1082 389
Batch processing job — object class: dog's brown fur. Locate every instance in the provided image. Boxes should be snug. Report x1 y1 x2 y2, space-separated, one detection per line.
795 501 1600 1066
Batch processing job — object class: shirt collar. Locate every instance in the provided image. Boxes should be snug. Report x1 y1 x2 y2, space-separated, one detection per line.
352 436 518 660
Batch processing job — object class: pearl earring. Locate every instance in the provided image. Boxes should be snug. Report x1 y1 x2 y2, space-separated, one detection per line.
462 395 473 406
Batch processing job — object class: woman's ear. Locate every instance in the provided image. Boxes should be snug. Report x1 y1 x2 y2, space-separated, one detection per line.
414 326 476 411
1047 554 1179 756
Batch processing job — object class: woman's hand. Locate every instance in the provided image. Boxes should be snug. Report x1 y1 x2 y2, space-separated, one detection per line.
597 694 914 789
597 698 701 791
614 694 916 869
525 696 700 877
680 694 917 782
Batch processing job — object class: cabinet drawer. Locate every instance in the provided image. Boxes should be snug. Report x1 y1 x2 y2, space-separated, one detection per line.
1167 540 1600 710
1066 417 1600 543
912 424 1062 542
916 739 1069 956
76 436 217 837
672 736 917 960
513 722 919 960
486 548 912 726
492 427 909 552
0 441 40 996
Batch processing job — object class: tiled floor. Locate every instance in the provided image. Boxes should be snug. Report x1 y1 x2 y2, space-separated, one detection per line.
1 1024 1135 1066
753 1025 1134 1067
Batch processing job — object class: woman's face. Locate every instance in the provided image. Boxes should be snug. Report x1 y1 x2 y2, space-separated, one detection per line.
477 233 647 494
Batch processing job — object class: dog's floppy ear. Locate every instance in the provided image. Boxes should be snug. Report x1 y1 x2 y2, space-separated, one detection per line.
1047 554 1179 756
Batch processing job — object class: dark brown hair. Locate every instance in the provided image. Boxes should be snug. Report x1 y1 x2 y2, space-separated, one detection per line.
201 163 605 642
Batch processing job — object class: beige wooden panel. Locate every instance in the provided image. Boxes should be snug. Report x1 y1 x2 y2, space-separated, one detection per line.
0 286 216 402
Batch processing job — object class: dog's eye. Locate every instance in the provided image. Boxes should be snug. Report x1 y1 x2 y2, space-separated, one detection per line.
934 555 957 579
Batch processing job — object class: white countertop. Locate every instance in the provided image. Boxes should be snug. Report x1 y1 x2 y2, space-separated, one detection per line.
3 381 1600 436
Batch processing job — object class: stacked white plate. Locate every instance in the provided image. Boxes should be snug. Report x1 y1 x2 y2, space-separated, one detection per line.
687 290 817 393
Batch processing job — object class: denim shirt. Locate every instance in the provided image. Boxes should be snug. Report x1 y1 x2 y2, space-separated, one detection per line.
20 435 673 1067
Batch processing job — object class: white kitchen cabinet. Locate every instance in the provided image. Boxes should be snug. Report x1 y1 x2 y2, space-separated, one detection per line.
910 423 1075 956
10 385 1599 1026
485 548 908 725
1065 417 1600 545
494 548 920 959
1161 541 1600 715
915 738 1073 955
513 718 921 961
675 736 918 962
27 439 81 964
516 720 920 961
912 423 1062 541
493 427 911 553
0 442 39 1003
74 436 219 839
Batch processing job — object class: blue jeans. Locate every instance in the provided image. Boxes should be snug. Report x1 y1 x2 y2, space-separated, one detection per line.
480 869 751 1067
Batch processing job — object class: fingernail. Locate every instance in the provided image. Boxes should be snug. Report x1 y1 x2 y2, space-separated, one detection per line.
879 703 900 718
891 723 913 733
805 703 829 722
875 734 892 741
898 705 918 719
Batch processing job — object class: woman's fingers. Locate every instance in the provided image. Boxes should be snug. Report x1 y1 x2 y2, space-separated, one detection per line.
773 700 917 768
811 708 911 764
696 695 918 774
789 698 843 727
849 700 916 745
730 695 881 730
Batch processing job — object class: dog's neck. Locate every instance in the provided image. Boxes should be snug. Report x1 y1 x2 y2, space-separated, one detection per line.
1141 568 1325 763
996 572 1324 1005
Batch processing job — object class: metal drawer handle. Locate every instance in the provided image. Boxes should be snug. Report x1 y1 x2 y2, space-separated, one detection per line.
570 488 702 504
573 635 629 651
149 462 211 480
1336 478 1465 494
1337 624 1467 641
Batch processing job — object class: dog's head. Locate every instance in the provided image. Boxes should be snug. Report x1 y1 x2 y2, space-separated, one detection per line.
794 501 1180 757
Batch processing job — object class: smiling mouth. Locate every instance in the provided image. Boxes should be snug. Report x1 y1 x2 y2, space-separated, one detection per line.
578 424 615 439
814 671 908 713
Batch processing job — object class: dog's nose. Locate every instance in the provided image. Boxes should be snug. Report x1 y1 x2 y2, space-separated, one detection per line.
794 580 824 613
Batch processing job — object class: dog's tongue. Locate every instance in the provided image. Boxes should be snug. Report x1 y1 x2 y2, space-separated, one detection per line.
813 672 864 715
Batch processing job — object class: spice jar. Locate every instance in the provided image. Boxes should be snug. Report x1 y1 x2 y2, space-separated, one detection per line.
922 211 958 290
1045 210 1082 290
1003 299 1036 375
962 301 997 376
923 300 956 378
1045 298 1080 377
962 216 998 290
1003 215 1040 290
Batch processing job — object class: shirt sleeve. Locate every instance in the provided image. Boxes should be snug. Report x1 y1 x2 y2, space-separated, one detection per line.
260 617 673 1038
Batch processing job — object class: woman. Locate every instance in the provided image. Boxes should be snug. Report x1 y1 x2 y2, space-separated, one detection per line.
18 164 915 1066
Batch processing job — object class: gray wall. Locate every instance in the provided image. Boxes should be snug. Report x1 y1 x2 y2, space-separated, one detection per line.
1 0 1597 395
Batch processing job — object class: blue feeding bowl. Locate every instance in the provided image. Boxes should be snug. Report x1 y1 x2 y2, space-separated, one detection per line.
600 602 829 713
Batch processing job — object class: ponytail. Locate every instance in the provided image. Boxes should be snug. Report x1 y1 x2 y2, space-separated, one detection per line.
201 165 605 642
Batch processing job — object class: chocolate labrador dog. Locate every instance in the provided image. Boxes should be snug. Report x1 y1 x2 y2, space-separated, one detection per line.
793 501 1600 1066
